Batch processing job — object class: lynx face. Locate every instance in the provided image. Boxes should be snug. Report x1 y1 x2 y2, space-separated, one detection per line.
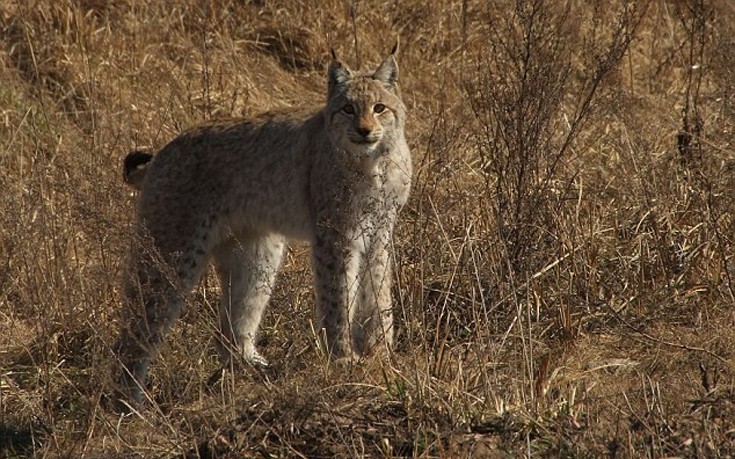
326 54 405 168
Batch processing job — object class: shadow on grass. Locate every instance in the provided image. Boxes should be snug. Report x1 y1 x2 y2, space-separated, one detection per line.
0 424 44 458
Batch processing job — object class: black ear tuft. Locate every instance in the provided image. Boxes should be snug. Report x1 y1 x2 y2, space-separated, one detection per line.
373 53 399 88
328 59 352 96
390 39 399 56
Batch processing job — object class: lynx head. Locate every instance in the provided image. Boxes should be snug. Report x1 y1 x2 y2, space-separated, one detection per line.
325 44 406 168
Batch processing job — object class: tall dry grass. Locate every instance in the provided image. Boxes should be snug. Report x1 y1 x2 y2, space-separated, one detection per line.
1 0 734 457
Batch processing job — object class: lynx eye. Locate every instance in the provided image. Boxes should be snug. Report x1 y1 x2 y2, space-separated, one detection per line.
373 103 386 114
342 104 355 115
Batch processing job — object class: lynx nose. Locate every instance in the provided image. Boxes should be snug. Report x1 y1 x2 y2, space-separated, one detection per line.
355 126 372 138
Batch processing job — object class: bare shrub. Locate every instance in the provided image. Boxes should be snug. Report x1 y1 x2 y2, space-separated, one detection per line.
466 1 641 277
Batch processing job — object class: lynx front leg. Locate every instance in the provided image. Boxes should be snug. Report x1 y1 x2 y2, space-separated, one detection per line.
214 234 285 368
353 224 395 355
311 226 361 360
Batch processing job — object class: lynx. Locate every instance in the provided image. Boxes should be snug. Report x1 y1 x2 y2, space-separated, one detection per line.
113 46 412 405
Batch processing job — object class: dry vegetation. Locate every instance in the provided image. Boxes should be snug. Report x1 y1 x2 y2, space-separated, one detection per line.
1 0 734 457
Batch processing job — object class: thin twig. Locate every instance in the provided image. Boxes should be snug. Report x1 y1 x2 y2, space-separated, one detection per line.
604 302 727 364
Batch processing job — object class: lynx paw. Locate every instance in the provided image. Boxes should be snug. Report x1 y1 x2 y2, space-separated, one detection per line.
246 350 270 368
331 350 360 367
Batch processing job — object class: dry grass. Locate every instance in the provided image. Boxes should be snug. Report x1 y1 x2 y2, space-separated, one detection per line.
1 0 734 457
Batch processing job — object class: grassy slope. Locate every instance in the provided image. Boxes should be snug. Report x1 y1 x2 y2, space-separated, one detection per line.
1 0 734 457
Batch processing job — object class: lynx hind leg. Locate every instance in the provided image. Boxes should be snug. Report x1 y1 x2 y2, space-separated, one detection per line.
214 234 285 368
114 248 206 406
352 234 394 356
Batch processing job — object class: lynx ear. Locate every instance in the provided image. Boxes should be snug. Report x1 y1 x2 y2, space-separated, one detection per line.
373 43 399 88
328 50 352 96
